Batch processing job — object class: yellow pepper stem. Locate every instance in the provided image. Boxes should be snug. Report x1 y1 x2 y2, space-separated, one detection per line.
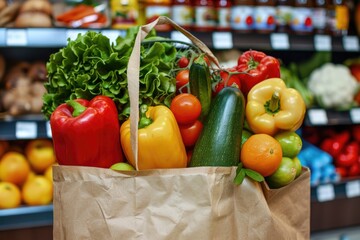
138 105 153 129
265 91 280 114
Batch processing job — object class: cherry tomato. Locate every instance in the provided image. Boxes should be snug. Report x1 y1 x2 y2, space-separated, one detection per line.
180 120 203 147
170 93 201 125
213 69 241 95
176 69 190 93
178 56 189 68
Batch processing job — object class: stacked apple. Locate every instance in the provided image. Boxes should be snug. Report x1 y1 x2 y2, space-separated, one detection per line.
0 139 56 209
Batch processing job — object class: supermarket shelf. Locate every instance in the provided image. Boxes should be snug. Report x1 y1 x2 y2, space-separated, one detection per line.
311 178 360 202
0 114 51 140
0 28 359 52
304 107 360 126
0 204 53 230
0 106 358 139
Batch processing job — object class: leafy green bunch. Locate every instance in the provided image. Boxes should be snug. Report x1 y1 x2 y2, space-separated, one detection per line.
42 28 178 122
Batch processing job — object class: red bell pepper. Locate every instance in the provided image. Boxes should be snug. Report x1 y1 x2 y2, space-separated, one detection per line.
353 125 360 143
320 131 350 158
335 141 359 168
50 95 123 168
236 50 280 96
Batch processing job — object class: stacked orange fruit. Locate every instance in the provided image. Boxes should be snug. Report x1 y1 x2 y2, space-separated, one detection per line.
0 139 56 209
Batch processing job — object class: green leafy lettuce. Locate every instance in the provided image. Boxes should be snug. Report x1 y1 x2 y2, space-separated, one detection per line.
43 29 178 122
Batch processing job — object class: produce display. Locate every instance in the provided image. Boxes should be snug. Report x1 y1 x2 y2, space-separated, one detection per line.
0 139 56 209
280 52 360 110
301 125 360 185
0 60 47 115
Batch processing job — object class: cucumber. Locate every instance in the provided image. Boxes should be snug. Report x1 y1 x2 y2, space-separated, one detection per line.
189 87 245 167
189 56 212 121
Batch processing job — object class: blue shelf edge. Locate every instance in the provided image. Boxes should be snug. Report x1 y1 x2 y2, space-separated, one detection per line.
0 204 53 231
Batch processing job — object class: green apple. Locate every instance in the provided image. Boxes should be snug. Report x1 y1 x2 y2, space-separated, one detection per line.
293 156 302 178
274 131 302 158
110 162 135 171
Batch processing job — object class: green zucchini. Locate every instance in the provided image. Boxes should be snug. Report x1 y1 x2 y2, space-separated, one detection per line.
189 87 245 167
189 56 212 120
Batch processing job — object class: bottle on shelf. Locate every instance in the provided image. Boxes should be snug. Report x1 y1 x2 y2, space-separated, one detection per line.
171 0 193 30
193 0 217 31
215 0 232 31
328 0 350 36
356 0 360 36
313 0 329 34
276 0 293 33
254 0 277 34
290 0 314 35
231 0 255 33
111 0 141 29
141 0 172 31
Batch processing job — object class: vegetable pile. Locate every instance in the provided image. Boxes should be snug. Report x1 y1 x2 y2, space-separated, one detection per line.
45 30 307 189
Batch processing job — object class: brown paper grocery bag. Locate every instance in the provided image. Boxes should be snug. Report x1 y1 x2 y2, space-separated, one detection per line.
53 166 310 240
53 16 311 240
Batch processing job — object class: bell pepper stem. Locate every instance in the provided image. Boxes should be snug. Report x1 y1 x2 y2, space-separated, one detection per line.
66 100 87 117
265 91 280 114
138 105 152 129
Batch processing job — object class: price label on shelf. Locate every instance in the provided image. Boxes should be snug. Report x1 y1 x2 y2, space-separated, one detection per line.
314 35 332 51
66 29 88 41
317 184 335 202
350 108 360 123
101 30 122 44
46 121 52 138
171 31 192 44
6 29 27 46
345 180 360 198
307 109 328 125
343 36 360 52
212 32 233 49
15 121 37 139
270 33 290 50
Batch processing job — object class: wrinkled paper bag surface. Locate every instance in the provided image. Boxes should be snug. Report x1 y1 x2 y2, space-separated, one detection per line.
53 166 310 240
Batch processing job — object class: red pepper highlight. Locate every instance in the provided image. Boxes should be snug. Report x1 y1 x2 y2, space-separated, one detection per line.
236 50 280 96
335 141 359 168
50 96 123 168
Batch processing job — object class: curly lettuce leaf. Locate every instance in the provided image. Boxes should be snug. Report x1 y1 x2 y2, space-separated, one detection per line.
43 29 178 121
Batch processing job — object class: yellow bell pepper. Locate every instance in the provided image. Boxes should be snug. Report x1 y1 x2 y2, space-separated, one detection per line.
120 105 187 170
246 78 306 136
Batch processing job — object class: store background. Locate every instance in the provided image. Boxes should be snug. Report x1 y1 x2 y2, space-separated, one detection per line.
0 0 360 239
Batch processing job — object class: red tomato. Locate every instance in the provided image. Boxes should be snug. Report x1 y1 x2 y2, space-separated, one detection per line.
170 93 201 125
180 120 203 147
176 69 190 93
213 69 241 95
178 56 189 68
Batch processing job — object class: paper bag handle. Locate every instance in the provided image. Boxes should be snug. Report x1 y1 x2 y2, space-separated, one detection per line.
127 16 220 170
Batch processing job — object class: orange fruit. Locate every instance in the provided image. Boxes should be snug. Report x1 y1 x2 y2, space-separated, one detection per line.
240 133 283 177
25 170 36 184
0 182 21 209
25 139 56 174
0 151 31 186
22 175 53 206
44 164 54 183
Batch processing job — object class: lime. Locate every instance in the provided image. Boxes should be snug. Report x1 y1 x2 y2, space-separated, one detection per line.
266 157 297 189
110 162 135 171
241 130 252 147
293 156 302 178
275 131 302 158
